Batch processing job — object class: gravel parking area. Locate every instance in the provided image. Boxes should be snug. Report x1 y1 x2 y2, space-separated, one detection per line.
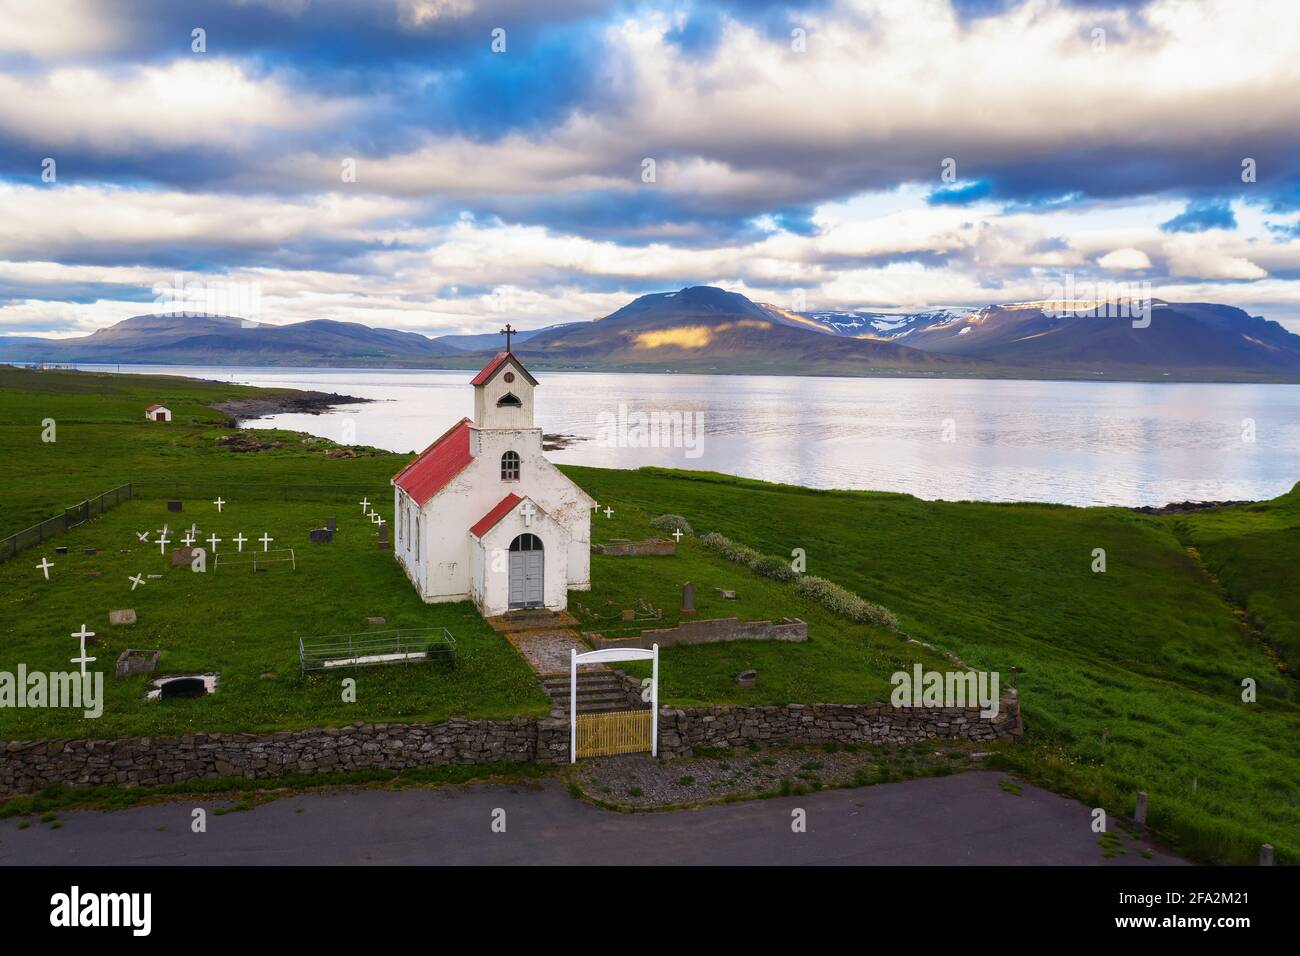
573 742 995 809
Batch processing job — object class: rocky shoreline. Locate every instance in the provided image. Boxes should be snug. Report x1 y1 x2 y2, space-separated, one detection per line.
211 391 370 421
1131 499 1254 516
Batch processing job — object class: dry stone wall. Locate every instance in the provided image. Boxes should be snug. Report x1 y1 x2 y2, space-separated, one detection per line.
0 693 1020 796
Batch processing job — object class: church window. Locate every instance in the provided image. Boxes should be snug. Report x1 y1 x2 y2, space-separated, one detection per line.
497 392 522 407
501 450 520 481
510 533 543 552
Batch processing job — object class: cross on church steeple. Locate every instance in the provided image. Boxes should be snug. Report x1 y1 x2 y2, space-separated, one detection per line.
499 323 517 352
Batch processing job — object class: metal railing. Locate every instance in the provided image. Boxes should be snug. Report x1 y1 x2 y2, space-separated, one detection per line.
213 548 297 574
299 627 457 674
0 482 132 562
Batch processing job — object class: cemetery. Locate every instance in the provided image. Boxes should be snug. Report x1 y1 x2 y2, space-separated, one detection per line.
1 366 1296 863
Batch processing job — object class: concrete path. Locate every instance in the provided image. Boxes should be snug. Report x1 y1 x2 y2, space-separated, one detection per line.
0 771 1185 866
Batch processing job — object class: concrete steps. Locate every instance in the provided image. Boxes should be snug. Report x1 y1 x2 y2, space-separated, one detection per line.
486 609 579 634
540 672 645 714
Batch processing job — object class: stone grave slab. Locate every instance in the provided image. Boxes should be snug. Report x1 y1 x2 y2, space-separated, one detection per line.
108 608 137 626
115 648 160 678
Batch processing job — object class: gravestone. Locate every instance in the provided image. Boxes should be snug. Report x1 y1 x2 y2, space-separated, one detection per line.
715 588 737 600
108 608 137 626
171 547 194 566
309 528 333 544
681 581 696 616
325 516 337 532
734 669 757 688
621 609 636 621
115 648 160 678
84 547 97 556
366 616 386 626
377 522 390 550
55 546 68 555
84 571 102 578
167 500 183 512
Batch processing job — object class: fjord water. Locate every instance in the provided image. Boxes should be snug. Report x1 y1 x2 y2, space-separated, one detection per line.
84 365 1300 507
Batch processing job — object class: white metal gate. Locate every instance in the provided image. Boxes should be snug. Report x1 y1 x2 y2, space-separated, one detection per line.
569 645 659 762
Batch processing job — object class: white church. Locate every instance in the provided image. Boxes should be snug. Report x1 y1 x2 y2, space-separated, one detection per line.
391 336 593 617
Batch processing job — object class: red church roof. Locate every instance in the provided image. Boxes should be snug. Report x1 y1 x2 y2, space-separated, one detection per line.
469 493 524 539
392 417 474 505
146 404 165 411
470 351 538 387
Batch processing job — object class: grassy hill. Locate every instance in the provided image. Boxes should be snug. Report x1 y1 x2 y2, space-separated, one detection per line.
0 366 1296 863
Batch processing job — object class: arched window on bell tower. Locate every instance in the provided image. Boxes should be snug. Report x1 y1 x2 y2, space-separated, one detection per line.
501 450 520 481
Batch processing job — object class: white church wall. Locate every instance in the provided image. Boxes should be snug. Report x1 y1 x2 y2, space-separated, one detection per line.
468 539 487 611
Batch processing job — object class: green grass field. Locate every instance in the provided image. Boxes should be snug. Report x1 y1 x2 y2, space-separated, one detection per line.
1 366 1297 863
1175 492 1300 671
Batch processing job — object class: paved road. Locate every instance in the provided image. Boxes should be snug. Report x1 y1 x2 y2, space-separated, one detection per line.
0 771 1185 865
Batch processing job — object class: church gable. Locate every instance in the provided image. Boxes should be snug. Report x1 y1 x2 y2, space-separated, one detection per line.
473 351 537 430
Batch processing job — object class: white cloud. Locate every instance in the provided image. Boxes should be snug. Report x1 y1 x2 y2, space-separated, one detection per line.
0 59 359 153
1097 248 1152 270
0 0 125 57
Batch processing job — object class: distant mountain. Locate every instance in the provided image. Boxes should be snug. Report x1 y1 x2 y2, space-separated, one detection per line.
432 322 579 351
509 286 979 376
4 289 1299 381
772 300 1300 378
762 304 975 339
0 314 460 367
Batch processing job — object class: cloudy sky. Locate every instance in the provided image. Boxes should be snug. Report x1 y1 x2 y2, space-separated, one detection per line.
3 0 1300 338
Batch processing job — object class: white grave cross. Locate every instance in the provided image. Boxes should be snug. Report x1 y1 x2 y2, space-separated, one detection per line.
207 533 221 553
70 624 96 677
129 573 146 590
213 497 226 512
359 497 370 513
259 532 274 551
233 533 247 552
157 534 171 555
36 557 53 579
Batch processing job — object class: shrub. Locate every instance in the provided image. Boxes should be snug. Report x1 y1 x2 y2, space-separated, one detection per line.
751 554 797 581
650 514 693 535
699 531 730 552
726 541 764 566
795 575 899 629
701 530 899 629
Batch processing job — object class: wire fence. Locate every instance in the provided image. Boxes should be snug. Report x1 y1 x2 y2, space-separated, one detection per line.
0 482 133 562
129 481 382 504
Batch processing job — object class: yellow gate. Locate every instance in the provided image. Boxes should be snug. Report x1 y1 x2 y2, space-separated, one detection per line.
575 709 652 758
